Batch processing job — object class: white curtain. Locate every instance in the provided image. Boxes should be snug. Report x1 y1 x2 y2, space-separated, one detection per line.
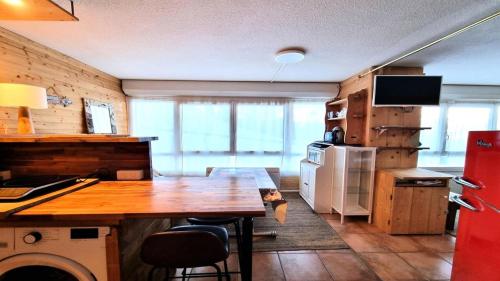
129 97 325 176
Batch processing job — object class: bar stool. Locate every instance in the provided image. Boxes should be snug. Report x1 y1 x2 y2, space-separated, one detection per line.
186 217 242 252
141 225 230 281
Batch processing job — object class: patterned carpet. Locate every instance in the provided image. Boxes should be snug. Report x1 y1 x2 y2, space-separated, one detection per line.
250 192 349 252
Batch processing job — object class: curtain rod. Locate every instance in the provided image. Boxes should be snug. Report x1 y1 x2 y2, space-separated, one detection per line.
358 10 500 78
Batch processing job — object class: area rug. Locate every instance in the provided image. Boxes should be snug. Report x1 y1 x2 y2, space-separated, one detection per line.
250 192 349 252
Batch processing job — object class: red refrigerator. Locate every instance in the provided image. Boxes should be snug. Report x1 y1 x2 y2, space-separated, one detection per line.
451 131 500 281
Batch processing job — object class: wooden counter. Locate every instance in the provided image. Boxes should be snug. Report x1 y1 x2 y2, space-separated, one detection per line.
373 168 452 234
0 135 157 180
10 177 266 221
1 177 265 281
0 134 158 143
384 168 453 179
0 179 98 219
4 177 265 281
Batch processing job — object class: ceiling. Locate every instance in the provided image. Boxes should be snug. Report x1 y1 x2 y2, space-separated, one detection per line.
0 0 499 83
395 14 500 85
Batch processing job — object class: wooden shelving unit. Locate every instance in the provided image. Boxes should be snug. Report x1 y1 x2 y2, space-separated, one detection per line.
376 146 430 155
325 90 367 145
372 126 431 137
327 98 347 106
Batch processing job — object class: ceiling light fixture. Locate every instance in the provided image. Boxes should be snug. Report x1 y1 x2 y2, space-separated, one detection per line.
271 48 306 83
274 49 306 64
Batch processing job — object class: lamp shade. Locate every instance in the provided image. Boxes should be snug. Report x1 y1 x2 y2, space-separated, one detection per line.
0 83 48 109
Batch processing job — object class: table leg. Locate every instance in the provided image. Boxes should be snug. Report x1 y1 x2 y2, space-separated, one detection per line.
240 217 253 281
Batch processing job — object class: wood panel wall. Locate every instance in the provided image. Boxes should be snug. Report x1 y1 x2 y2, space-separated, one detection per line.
339 66 424 169
0 27 128 134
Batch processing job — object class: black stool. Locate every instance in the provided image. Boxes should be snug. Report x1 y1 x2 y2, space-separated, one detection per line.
141 225 230 281
187 217 242 252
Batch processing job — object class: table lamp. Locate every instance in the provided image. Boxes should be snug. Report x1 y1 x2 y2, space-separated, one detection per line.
0 83 48 134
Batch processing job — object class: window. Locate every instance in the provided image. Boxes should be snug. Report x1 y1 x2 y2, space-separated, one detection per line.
445 105 492 152
236 103 284 152
418 102 499 167
129 97 325 176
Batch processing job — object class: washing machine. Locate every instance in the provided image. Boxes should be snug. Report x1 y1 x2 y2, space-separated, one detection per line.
0 227 109 281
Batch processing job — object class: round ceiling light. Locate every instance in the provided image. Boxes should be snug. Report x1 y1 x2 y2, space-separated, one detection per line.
274 49 305 64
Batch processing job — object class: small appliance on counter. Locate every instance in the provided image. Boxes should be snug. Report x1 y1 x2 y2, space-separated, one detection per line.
0 175 79 200
331 126 345 144
323 126 345 145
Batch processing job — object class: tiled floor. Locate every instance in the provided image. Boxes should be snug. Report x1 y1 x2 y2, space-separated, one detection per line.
182 213 455 281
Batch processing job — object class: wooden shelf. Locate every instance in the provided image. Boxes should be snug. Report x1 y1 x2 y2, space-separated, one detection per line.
327 98 347 106
372 126 431 137
324 90 367 145
376 147 430 156
327 117 346 121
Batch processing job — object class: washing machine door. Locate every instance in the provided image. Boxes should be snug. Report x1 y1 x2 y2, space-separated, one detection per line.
0 253 96 281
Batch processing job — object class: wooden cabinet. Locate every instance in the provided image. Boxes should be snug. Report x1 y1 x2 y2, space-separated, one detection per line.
373 168 452 234
331 146 376 224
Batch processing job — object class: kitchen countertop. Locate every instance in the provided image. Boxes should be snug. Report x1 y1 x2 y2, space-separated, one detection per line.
8 177 266 222
0 179 99 219
0 134 158 143
384 168 453 179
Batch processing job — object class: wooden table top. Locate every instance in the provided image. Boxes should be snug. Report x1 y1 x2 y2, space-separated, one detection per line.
209 168 277 189
0 179 98 219
11 177 266 221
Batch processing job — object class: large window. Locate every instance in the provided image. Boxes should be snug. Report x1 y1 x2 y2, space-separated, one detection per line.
129 97 325 176
418 102 499 167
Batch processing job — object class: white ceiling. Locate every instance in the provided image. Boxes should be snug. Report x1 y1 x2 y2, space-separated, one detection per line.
395 14 500 85
0 0 499 83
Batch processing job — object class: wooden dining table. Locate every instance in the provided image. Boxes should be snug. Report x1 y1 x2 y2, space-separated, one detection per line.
6 177 266 281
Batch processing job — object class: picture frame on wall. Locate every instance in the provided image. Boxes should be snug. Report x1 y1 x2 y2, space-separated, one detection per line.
83 98 117 134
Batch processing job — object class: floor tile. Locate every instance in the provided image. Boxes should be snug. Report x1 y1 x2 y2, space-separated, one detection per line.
398 252 452 280
278 250 317 254
327 219 371 234
252 252 286 281
411 235 456 253
318 250 380 281
278 252 333 281
436 252 454 264
381 235 426 253
340 233 390 253
190 253 239 281
360 252 424 281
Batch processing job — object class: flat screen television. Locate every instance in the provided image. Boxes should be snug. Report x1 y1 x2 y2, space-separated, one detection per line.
372 75 442 107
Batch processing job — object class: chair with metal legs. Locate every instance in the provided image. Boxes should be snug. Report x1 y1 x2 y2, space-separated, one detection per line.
186 217 242 252
141 225 231 281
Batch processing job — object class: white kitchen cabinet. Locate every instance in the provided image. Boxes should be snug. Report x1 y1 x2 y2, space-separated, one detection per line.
299 142 335 213
331 146 376 224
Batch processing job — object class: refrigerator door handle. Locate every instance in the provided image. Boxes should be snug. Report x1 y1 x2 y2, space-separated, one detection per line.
451 194 479 212
453 176 480 190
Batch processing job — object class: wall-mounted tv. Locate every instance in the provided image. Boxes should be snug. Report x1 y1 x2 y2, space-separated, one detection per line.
372 75 442 107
